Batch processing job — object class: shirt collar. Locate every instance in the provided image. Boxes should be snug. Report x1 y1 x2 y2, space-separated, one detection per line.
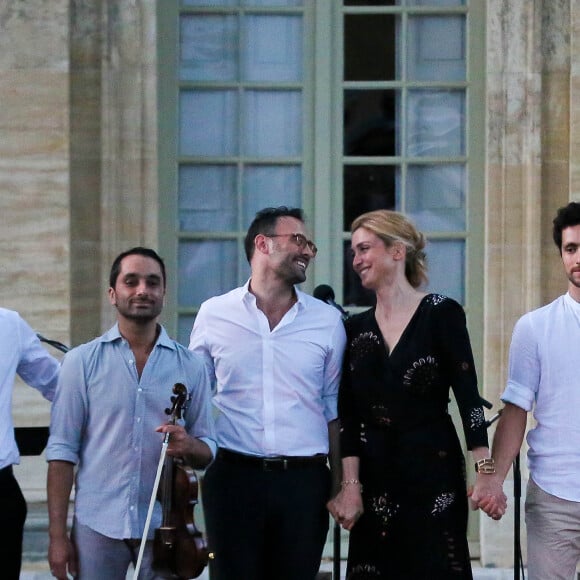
100 323 176 350
241 279 305 310
565 291 580 311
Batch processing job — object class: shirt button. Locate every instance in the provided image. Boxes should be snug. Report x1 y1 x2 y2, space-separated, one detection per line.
137 417 141 423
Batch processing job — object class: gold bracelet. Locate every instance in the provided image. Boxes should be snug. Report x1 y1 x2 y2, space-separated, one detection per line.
341 479 363 492
474 458 496 474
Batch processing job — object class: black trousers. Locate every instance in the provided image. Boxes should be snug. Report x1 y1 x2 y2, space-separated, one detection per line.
202 451 330 580
0 466 27 580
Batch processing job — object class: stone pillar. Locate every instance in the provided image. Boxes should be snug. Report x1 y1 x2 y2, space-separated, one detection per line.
0 0 71 500
482 0 572 567
70 0 159 342
100 0 159 329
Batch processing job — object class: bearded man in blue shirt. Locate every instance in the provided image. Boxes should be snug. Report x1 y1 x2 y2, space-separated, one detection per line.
46 247 216 580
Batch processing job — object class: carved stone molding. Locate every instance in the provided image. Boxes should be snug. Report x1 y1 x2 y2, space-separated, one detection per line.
69 0 158 337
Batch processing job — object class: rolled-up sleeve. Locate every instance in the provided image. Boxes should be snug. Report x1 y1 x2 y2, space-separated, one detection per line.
501 315 538 412
45 348 87 464
185 353 217 459
16 315 60 402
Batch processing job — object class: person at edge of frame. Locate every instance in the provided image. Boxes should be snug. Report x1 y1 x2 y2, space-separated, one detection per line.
0 307 60 580
472 201 580 580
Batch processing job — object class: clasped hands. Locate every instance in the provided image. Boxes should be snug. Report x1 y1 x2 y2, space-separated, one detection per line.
327 486 364 531
327 476 508 528
468 475 508 521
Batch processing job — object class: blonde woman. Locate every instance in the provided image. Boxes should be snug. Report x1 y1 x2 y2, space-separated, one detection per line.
329 210 494 579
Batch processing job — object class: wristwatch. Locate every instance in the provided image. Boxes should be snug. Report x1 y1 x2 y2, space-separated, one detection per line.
474 458 496 474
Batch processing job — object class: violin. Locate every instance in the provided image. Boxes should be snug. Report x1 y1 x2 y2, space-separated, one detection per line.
151 383 210 579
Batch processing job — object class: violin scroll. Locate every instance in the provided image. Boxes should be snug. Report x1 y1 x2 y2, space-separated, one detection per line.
164 382 188 419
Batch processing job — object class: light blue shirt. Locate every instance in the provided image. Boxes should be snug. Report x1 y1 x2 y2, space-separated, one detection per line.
189 282 346 457
0 308 60 469
46 324 216 539
502 293 580 501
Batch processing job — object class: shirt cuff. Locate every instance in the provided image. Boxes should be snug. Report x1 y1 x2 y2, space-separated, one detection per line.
199 436 218 462
501 381 534 412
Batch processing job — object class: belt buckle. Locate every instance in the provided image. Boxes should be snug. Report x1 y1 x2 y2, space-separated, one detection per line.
263 457 288 471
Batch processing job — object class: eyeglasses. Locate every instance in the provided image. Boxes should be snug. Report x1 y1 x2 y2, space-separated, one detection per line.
265 233 318 256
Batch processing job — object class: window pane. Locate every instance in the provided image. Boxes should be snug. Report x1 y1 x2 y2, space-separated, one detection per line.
425 239 464 303
344 165 397 229
407 0 464 5
243 90 302 157
180 15 238 82
243 0 303 5
178 315 196 348
406 164 465 231
181 1 304 8
406 90 465 157
179 165 237 231
407 16 465 81
178 240 238 306
344 2 398 10
243 166 301 226
344 14 398 81
244 15 302 82
344 90 400 156
180 90 239 156
182 0 236 5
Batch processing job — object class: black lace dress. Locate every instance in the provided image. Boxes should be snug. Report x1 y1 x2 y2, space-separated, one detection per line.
339 294 488 580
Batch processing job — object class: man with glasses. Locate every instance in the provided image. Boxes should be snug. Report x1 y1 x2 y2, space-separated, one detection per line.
189 206 346 580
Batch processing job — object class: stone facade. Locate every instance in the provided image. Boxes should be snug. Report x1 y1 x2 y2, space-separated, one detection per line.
1 0 578 569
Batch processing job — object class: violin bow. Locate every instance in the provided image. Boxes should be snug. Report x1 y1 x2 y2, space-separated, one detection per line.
133 428 170 580
133 383 187 579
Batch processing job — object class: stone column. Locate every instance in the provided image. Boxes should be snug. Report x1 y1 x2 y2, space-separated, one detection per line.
0 0 71 503
100 0 159 329
70 0 159 341
483 0 572 567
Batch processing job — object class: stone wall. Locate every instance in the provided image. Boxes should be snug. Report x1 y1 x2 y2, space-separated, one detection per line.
482 0 576 567
3 0 579 569
0 0 70 500
1 0 158 512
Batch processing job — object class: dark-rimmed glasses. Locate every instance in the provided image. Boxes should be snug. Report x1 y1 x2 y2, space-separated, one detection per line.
265 233 318 256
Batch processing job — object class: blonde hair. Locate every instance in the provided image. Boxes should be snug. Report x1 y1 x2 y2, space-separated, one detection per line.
351 210 428 288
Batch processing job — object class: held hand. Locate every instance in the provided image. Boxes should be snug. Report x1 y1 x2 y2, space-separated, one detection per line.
48 534 77 579
468 475 507 520
328 486 364 531
156 423 193 457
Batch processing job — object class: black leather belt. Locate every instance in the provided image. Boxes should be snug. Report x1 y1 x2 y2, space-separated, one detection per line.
217 448 327 471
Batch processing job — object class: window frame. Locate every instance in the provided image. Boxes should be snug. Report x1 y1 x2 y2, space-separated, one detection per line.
157 0 486 551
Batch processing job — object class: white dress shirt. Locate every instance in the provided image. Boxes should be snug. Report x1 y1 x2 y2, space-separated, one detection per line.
189 281 346 457
502 292 580 501
0 308 60 469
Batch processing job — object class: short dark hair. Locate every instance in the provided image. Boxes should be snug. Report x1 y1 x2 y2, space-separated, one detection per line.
109 247 167 288
552 202 580 252
244 206 304 262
